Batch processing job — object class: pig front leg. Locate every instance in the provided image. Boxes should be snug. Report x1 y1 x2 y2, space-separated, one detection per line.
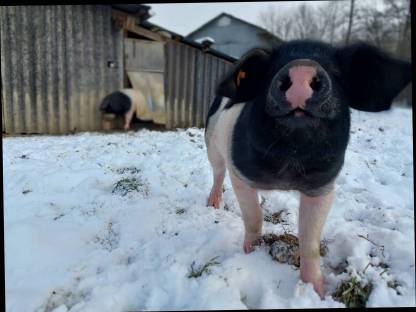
299 189 334 298
206 143 225 209
124 110 134 130
230 172 263 253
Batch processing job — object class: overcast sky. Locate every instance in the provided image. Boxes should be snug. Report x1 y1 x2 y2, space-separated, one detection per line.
145 1 329 36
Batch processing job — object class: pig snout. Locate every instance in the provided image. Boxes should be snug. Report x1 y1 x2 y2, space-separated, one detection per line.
285 66 316 110
266 59 332 118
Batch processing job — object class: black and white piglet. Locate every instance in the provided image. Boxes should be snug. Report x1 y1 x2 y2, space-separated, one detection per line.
204 40 411 297
99 89 152 130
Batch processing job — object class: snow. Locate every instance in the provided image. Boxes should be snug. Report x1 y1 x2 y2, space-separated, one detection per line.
4 107 415 310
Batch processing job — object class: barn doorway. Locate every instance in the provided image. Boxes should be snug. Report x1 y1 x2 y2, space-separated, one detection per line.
123 38 166 128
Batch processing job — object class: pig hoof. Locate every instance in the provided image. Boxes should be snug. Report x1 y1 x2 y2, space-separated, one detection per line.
313 277 325 299
302 275 325 299
207 189 222 209
243 238 261 254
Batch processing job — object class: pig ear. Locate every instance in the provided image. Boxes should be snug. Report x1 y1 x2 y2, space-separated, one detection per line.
216 48 270 102
336 43 412 112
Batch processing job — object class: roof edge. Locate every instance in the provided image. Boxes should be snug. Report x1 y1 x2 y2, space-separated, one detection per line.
186 12 282 42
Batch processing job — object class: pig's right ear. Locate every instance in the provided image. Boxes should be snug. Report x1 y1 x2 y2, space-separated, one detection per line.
336 43 412 112
216 48 270 102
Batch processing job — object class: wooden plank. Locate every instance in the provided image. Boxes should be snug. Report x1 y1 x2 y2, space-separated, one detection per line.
112 10 168 42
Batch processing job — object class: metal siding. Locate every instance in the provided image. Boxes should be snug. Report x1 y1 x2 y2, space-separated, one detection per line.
164 40 232 129
125 38 165 72
1 5 123 134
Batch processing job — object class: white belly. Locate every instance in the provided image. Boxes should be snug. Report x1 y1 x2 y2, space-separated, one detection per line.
206 99 247 176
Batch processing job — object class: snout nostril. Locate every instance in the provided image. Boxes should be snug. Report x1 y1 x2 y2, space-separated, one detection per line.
279 75 292 92
310 76 321 92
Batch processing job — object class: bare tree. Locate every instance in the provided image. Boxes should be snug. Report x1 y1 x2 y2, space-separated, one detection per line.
291 4 320 40
345 0 355 44
317 1 349 45
258 0 410 58
258 1 349 43
383 0 411 58
258 5 293 40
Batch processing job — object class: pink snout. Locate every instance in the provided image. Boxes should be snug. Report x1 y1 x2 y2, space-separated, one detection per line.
285 66 317 110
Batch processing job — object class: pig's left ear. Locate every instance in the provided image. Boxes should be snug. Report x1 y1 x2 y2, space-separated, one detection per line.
336 43 412 112
216 48 271 102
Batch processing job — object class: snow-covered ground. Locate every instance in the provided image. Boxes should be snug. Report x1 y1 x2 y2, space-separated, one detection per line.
4 107 415 310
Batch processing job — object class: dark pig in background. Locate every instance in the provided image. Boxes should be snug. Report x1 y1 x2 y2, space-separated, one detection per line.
204 40 411 297
99 89 152 130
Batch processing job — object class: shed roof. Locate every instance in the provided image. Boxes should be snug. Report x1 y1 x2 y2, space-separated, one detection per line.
139 20 238 63
111 4 152 20
110 5 237 63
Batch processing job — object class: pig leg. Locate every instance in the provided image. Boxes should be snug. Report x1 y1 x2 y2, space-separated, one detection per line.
206 143 225 209
229 172 262 253
298 189 334 298
124 110 134 130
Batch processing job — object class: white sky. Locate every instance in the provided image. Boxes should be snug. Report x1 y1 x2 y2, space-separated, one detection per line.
145 1 328 36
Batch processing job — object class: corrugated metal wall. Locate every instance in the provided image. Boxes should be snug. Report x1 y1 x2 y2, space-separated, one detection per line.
1 5 123 134
164 41 233 129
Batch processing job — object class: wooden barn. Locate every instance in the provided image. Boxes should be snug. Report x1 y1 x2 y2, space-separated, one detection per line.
0 5 236 135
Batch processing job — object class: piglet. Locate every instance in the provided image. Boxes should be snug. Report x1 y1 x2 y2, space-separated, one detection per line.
204 40 411 297
99 89 152 130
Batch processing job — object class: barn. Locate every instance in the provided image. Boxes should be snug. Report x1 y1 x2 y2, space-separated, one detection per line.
0 5 236 135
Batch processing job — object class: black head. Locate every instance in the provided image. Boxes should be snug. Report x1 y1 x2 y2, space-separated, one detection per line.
99 91 132 115
220 40 411 192
217 40 412 129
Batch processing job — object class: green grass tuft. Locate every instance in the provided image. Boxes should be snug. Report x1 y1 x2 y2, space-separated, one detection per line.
188 256 220 278
332 277 373 308
112 177 149 197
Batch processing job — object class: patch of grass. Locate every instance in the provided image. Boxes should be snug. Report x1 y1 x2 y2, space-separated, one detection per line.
112 177 149 197
262 233 328 267
115 167 141 175
264 210 285 224
260 196 266 208
387 280 401 295
188 256 220 278
357 234 385 257
332 277 373 308
53 213 65 221
176 208 186 215
94 222 120 252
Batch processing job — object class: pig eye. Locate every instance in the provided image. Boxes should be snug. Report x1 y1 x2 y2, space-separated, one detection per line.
310 77 321 91
279 75 292 92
